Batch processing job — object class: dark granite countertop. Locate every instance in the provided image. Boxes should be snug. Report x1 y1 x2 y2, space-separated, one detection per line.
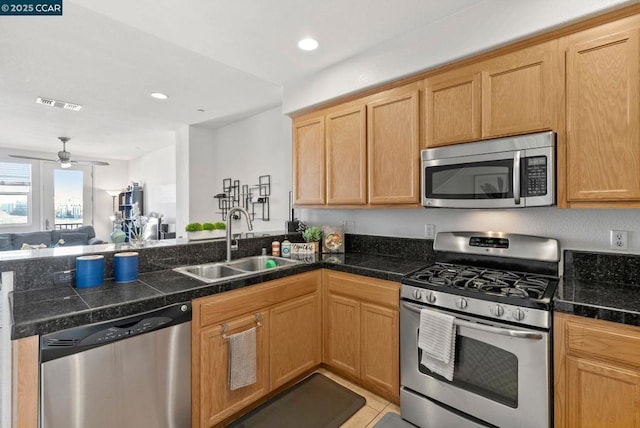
554 250 640 327
10 252 428 339
554 277 640 327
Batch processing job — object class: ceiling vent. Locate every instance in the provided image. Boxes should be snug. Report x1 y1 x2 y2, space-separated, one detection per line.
36 97 83 111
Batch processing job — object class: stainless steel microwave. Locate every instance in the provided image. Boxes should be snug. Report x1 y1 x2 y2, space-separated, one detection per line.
422 131 555 208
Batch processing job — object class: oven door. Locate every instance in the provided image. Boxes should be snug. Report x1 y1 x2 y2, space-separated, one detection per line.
400 301 550 428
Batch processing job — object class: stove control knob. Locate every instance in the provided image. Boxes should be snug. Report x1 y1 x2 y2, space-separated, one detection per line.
512 308 526 321
426 292 437 304
490 304 505 317
456 298 468 310
412 289 423 300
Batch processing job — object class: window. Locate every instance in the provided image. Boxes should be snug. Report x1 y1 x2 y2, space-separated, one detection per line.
54 169 84 229
0 162 32 225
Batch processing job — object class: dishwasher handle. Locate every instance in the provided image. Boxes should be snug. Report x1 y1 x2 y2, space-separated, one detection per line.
41 302 192 363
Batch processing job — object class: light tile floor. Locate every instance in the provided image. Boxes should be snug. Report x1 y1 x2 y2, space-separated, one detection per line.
315 368 401 428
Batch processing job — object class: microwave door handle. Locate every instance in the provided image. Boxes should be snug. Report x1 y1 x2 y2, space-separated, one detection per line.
513 151 522 205
401 302 543 340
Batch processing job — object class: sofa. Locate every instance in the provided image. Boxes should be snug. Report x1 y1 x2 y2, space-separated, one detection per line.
0 225 105 251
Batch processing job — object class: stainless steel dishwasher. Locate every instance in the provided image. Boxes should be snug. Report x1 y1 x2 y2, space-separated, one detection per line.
40 302 192 428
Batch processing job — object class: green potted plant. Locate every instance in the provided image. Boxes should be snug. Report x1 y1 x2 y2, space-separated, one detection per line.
302 225 322 253
203 221 226 238
185 222 207 240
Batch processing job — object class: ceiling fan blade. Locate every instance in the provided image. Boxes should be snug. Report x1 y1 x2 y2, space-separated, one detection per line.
71 160 110 166
9 154 59 162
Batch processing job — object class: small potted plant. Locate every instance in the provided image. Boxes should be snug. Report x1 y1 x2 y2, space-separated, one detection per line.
185 222 206 240
302 225 322 253
203 221 226 238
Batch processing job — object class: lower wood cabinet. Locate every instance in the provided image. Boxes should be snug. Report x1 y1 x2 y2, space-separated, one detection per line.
192 271 322 427
554 313 640 427
323 270 400 402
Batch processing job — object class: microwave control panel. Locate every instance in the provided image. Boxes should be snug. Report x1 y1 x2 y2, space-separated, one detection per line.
524 156 547 196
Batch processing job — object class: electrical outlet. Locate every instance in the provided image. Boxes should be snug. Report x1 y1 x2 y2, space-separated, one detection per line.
610 230 629 250
53 270 75 285
424 224 436 239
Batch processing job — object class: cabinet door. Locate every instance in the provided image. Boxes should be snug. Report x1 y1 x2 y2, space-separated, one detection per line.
425 72 481 147
326 105 367 205
566 29 640 202
195 313 270 428
361 302 399 401
293 116 326 205
367 84 421 205
566 356 640 428
270 293 321 390
324 293 361 378
481 40 561 138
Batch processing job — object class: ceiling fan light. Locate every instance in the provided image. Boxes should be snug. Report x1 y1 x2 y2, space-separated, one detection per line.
60 161 71 169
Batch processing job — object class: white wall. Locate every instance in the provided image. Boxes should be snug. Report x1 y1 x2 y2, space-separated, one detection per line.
128 144 177 227
283 0 634 113
189 107 292 235
187 126 218 228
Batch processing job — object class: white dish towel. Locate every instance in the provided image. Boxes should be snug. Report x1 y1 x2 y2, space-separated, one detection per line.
228 327 257 390
418 309 456 381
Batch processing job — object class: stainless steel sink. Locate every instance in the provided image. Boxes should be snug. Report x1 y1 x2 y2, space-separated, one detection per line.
173 263 246 282
173 256 300 283
226 256 299 272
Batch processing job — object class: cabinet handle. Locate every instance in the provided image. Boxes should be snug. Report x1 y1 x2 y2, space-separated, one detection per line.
514 150 522 205
221 312 262 340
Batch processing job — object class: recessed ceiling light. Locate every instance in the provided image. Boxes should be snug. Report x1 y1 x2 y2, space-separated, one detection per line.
150 92 168 100
298 38 319 51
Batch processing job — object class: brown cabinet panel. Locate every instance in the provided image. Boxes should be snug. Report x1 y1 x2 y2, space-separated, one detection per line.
293 116 326 205
326 105 367 205
324 293 361 378
566 356 640 428
270 293 321 390
566 28 640 202
361 302 399 401
367 85 421 205
555 313 640 428
425 72 481 147
481 41 560 138
196 313 270 428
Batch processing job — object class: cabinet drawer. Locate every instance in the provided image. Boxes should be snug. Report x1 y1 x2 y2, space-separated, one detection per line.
565 315 640 369
196 271 321 328
323 270 399 309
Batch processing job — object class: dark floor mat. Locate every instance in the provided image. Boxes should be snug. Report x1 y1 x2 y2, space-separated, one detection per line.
226 373 365 428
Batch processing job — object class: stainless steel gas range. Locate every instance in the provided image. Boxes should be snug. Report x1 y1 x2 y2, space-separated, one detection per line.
400 231 559 428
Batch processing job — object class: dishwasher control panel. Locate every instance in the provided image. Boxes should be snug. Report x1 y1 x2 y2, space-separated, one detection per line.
41 302 192 363
81 316 171 345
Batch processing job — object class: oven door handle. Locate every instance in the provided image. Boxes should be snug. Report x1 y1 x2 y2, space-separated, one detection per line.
401 302 543 340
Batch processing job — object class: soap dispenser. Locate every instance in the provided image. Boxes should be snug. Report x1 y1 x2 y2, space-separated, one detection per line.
281 235 291 258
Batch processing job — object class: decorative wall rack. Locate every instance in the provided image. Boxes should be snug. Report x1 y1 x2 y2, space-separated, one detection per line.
214 174 270 221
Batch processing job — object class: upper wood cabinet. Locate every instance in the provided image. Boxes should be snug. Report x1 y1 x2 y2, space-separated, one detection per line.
292 82 421 208
565 20 640 206
424 40 562 148
326 105 367 205
554 313 640 427
368 85 421 205
293 116 325 205
425 71 481 147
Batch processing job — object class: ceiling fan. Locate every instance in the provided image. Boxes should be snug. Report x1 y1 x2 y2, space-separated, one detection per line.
9 137 109 168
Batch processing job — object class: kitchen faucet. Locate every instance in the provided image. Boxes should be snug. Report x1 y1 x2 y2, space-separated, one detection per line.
226 206 253 262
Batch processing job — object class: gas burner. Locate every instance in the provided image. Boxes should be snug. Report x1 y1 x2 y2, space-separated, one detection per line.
407 262 555 303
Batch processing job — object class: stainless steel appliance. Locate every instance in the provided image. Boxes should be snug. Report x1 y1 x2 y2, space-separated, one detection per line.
400 232 559 428
40 302 192 428
422 131 555 208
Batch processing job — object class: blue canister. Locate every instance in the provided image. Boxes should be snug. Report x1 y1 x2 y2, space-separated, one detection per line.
114 252 139 283
75 255 104 288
